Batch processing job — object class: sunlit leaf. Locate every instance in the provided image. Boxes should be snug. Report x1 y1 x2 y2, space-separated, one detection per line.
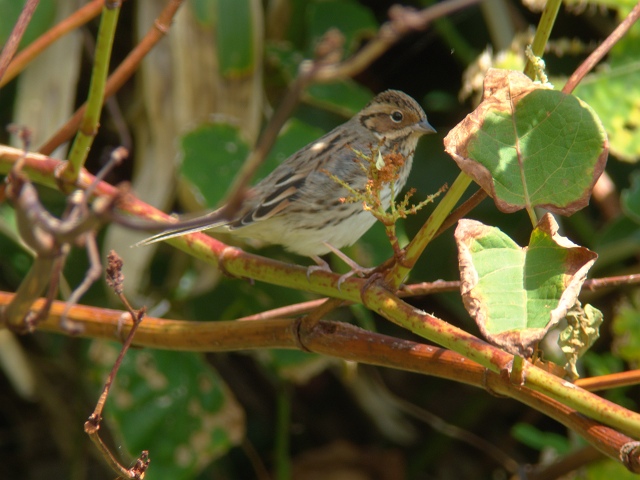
456 213 598 356
445 69 608 215
574 25 640 162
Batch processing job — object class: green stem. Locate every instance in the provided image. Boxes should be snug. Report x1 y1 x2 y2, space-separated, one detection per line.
364 287 640 438
274 383 292 480
388 172 473 287
4 148 640 442
64 1 121 184
523 0 562 80
3 257 54 329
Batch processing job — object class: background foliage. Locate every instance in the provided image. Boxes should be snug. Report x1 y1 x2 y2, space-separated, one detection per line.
0 0 639 479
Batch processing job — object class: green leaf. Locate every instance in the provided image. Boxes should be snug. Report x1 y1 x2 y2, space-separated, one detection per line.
585 458 640 480
261 349 332 384
180 123 252 208
456 214 598 356
266 42 304 81
574 24 640 162
306 0 377 54
611 295 640 363
0 0 56 48
187 277 310 320
582 352 625 378
180 120 325 209
306 81 372 117
621 170 640 224
564 0 637 9
267 117 326 165
511 423 570 454
445 69 608 216
190 0 216 26
89 346 244 480
215 0 257 77
266 42 372 117
592 216 640 271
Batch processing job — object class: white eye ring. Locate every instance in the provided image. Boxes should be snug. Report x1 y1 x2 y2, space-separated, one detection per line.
391 111 403 123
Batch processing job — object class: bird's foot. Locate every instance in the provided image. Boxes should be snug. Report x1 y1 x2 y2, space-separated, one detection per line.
308 243 375 290
307 255 332 280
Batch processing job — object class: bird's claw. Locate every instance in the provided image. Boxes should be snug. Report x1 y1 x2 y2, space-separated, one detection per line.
309 245 376 290
307 256 332 280
336 266 376 290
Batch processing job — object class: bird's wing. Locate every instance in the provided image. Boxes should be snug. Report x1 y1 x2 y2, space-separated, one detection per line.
229 170 307 228
135 124 354 246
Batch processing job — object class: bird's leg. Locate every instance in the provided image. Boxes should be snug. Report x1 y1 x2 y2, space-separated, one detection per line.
307 244 375 289
322 242 376 289
307 255 332 280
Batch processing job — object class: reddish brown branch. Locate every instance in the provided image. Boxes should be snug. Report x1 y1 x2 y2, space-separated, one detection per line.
1 291 637 469
0 0 104 88
563 3 640 94
0 0 39 84
38 0 185 155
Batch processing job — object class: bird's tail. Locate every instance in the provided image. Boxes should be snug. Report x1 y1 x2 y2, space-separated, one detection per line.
133 212 225 247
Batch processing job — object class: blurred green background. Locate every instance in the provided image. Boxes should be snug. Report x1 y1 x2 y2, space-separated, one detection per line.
0 0 639 479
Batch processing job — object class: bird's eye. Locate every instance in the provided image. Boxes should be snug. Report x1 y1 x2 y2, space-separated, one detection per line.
390 111 403 123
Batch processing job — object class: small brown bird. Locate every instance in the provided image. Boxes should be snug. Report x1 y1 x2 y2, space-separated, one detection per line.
137 90 435 264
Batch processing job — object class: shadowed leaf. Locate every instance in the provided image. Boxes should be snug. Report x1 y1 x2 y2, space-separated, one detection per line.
306 0 377 54
621 170 640 223
90 346 244 480
180 120 323 208
215 0 257 77
612 296 640 362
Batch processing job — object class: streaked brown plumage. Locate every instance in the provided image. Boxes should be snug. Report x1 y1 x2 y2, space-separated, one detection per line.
137 90 435 256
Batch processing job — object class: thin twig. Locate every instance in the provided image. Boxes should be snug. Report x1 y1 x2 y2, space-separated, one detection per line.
85 250 149 479
300 298 344 330
0 0 39 84
219 0 482 220
38 0 185 155
313 0 481 83
563 3 640 95
0 0 103 88
575 370 640 392
583 273 640 291
515 446 603 480
434 188 487 237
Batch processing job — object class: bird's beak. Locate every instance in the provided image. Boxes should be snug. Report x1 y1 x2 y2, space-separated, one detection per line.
415 118 437 135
